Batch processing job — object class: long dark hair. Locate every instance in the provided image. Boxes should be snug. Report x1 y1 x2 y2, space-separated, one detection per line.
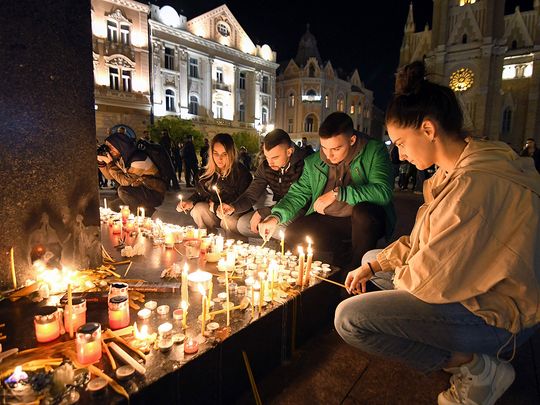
200 133 238 181
386 61 466 140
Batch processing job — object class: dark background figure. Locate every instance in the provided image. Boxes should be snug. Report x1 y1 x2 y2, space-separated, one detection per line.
97 138 108 188
390 143 401 189
172 141 183 187
182 134 199 187
160 129 180 190
520 138 540 173
200 138 209 169
238 146 252 170
398 161 416 191
301 136 315 155
142 130 151 141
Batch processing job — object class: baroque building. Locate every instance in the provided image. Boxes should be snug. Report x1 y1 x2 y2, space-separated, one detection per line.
400 0 540 149
149 4 279 137
91 0 151 140
275 26 377 146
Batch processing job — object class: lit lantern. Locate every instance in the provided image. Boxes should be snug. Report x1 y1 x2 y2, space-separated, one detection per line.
108 296 130 330
34 306 61 343
76 323 102 365
187 270 212 292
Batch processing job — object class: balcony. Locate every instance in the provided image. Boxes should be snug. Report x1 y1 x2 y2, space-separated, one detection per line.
302 95 322 103
213 81 231 92
214 118 233 127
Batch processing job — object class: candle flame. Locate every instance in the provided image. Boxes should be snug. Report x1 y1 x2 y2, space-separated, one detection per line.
298 246 304 255
181 300 188 310
178 194 183 200
212 185 219 192
5 366 28 384
183 263 189 274
306 236 312 245
279 230 285 239
134 322 149 340
198 284 206 296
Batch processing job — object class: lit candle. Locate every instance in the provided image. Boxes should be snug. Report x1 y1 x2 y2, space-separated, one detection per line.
112 220 122 234
280 231 285 257
306 236 313 252
258 272 265 313
297 246 305 288
104 198 108 210
305 246 313 285
34 307 61 343
63 297 87 333
67 283 74 338
121 205 130 224
108 296 130 330
181 300 188 330
225 265 230 327
184 336 199 354
187 270 212 292
9 247 16 290
125 220 135 233
215 235 224 253
5 366 28 385
140 207 145 221
198 285 207 337
269 261 277 301
164 229 175 248
76 323 102 365
181 263 189 304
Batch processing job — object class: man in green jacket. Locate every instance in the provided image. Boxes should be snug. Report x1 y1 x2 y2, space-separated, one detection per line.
259 112 396 269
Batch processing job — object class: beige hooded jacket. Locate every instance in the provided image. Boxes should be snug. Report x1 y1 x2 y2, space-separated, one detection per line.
377 138 540 334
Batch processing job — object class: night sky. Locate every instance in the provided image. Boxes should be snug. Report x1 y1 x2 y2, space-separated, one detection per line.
153 0 533 109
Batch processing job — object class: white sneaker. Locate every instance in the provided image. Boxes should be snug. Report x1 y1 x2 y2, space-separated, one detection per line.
438 354 515 405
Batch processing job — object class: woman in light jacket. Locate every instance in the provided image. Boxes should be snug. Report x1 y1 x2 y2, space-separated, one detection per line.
335 61 540 405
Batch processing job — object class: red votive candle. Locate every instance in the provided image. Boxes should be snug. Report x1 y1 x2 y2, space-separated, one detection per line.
108 296 130 330
184 336 199 354
34 306 61 343
76 322 102 365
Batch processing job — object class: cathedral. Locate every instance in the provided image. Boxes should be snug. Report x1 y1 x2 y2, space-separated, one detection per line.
400 0 540 150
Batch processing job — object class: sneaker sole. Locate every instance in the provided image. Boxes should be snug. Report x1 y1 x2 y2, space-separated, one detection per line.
485 362 515 405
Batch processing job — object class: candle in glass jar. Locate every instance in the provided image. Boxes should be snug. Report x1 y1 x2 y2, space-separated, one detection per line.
214 235 224 253
34 306 61 343
125 220 135 232
76 323 102 365
108 296 130 330
121 205 130 224
112 220 122 234
63 297 87 334
164 229 175 248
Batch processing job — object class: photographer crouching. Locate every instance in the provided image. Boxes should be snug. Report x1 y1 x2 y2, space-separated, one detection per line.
97 132 166 217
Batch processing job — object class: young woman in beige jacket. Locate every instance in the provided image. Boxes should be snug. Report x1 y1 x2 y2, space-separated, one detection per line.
335 61 540 405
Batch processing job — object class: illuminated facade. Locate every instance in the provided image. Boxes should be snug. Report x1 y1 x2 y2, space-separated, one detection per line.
149 4 279 138
275 27 376 146
400 0 540 148
91 0 151 140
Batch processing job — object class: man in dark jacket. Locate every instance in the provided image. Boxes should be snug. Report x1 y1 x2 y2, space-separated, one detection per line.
182 135 199 187
520 138 540 173
200 138 209 168
160 130 180 190
219 129 307 238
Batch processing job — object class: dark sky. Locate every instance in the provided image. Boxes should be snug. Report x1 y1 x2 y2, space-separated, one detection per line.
153 0 532 109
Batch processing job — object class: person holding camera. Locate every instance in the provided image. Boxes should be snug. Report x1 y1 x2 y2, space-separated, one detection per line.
519 138 540 173
97 132 166 216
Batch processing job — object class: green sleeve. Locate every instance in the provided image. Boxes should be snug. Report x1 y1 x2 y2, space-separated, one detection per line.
338 141 393 206
271 161 312 223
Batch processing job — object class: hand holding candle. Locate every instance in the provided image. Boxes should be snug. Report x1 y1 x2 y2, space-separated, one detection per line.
211 185 229 230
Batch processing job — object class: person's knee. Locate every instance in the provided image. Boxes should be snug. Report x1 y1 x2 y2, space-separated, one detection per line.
190 203 206 222
334 297 372 343
236 214 253 236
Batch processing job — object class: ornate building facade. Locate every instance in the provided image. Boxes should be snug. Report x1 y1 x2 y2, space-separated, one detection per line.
400 0 540 148
149 5 279 138
91 0 151 140
275 27 376 146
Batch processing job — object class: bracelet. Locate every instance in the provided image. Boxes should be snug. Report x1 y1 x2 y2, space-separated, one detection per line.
367 262 376 276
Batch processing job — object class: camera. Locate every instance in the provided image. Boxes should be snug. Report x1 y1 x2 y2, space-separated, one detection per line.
97 143 110 156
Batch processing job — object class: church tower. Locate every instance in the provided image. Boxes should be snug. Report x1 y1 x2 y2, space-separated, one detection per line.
427 0 506 138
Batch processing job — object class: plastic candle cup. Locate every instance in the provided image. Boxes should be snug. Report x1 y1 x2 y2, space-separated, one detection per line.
108 296 130 330
34 306 61 343
76 323 102 365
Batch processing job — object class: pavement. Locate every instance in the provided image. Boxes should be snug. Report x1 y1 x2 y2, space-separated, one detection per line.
100 185 540 405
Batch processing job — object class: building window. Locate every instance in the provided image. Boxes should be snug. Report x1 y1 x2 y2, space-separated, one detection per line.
189 58 199 78
288 93 295 107
165 47 174 70
165 89 175 112
109 67 119 90
325 94 329 109
288 119 294 133
309 64 315 77
189 95 199 115
350 104 355 114
449 68 474 92
239 72 246 89
239 104 245 122
459 0 476 5
122 70 132 92
304 115 314 132
120 24 130 45
216 67 223 83
261 106 268 125
502 107 512 134
216 101 223 119
462 34 467 44
358 102 363 114
217 22 230 37
337 96 344 112
107 21 118 42
261 76 269 93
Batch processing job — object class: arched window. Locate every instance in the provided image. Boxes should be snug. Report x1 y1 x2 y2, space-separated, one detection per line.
325 94 330 109
107 20 118 42
350 104 355 114
288 93 295 107
462 34 468 44
261 106 268 125
188 95 199 115
337 96 344 112
502 107 512 134
239 103 245 122
216 101 223 119
304 114 318 133
262 76 269 93
309 64 315 77
165 89 175 112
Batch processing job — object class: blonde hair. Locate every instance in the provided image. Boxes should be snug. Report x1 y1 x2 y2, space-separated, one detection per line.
200 133 238 181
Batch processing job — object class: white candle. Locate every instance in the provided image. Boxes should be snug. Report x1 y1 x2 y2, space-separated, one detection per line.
215 235 224 253
109 342 146 375
104 198 107 210
181 262 189 304
297 246 305 288
181 300 188 329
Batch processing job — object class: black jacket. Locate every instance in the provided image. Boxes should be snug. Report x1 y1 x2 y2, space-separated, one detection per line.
231 146 307 217
182 140 198 164
188 162 252 205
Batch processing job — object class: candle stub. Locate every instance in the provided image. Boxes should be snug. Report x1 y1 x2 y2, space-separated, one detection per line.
172 309 183 320
172 333 185 344
159 339 173 352
206 322 219 331
87 377 108 394
115 365 135 381
156 305 170 316
144 301 158 311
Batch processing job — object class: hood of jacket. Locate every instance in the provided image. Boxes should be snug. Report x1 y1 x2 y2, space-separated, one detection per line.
106 133 146 167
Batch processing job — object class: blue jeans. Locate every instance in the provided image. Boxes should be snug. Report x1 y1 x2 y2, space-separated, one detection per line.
334 272 537 373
